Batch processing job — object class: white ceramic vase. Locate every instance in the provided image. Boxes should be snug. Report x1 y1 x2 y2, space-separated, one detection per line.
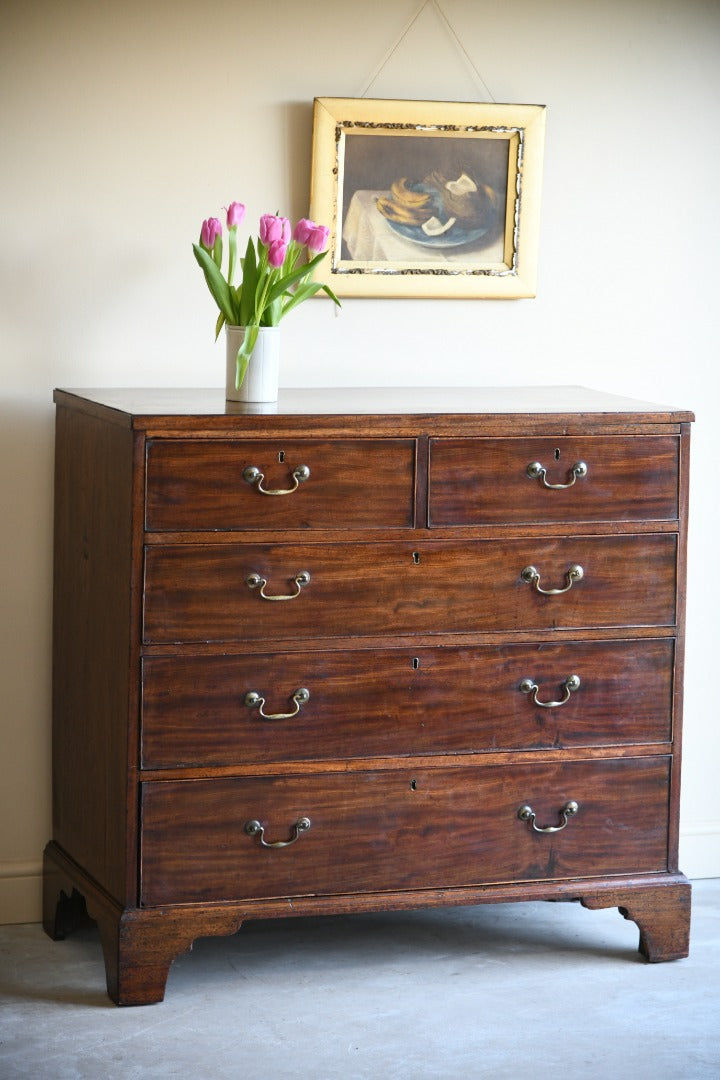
225 325 280 403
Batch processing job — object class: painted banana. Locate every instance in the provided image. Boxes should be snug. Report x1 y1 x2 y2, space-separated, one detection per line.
390 178 432 208
377 178 433 225
376 196 427 225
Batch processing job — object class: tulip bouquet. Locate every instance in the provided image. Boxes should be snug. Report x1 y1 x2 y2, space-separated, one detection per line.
193 201 340 389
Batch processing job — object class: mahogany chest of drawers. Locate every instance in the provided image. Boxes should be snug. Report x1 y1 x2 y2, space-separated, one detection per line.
44 386 693 1005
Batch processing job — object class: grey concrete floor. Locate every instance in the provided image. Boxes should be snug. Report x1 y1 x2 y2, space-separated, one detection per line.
1 880 718 1080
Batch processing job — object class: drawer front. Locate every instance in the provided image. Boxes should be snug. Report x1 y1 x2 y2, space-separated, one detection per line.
140 757 671 905
428 436 679 525
141 639 674 767
142 534 677 643
145 438 416 531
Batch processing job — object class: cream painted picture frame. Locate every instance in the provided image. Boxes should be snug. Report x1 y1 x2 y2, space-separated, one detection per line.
309 97 546 299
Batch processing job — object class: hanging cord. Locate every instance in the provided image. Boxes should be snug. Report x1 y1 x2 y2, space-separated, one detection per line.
358 1 429 97
432 0 496 101
358 0 495 102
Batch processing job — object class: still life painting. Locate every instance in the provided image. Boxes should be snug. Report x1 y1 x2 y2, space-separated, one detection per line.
310 98 546 299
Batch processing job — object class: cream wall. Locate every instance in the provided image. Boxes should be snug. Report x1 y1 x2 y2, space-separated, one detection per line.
1 0 718 923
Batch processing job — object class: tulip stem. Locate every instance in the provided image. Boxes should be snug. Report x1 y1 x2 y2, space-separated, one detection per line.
228 228 238 288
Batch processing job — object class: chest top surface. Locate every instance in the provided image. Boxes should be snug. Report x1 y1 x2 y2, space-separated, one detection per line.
53 385 694 430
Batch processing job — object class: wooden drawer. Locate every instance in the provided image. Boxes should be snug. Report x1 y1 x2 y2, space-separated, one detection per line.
141 639 674 767
142 534 677 644
139 756 671 905
145 438 416 531
428 436 679 525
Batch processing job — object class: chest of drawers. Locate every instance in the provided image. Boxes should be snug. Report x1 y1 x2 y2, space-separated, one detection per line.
44 386 693 1005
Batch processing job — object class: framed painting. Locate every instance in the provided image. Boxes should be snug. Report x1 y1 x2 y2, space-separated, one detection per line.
309 97 546 299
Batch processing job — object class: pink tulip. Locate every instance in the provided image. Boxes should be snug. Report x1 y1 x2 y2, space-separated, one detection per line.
306 223 330 255
259 213 291 247
200 217 222 251
226 201 246 229
267 239 288 268
293 218 315 245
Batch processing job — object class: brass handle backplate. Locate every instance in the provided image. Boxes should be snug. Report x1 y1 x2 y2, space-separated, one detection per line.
245 687 310 720
520 674 581 708
244 817 312 848
521 564 584 595
517 801 579 834
246 570 311 601
243 464 310 495
526 461 588 489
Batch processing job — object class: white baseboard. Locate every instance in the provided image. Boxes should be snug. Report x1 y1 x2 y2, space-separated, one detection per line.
1 832 718 926
0 859 43 925
679 824 720 881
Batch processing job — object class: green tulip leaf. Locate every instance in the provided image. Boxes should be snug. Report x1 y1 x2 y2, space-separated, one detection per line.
233 324 259 388
192 243 236 324
281 281 323 317
264 252 325 307
321 282 342 307
239 238 257 326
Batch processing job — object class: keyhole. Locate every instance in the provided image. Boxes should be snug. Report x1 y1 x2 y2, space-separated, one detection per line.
554 448 561 461
278 450 285 463
410 779 418 791
413 551 420 564
412 657 420 670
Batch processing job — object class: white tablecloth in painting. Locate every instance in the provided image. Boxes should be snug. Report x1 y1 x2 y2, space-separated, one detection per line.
342 189 504 265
